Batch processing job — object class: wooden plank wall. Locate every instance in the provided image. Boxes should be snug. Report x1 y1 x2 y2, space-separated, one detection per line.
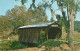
18 23 62 43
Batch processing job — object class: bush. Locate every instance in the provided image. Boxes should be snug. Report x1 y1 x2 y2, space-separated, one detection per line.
9 40 26 49
74 21 80 32
76 28 80 32
0 40 26 50
38 40 63 47
0 41 11 50
39 30 46 43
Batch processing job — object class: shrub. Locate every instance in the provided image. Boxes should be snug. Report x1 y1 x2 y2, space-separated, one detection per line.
38 40 63 47
0 40 26 50
39 30 46 43
9 40 26 49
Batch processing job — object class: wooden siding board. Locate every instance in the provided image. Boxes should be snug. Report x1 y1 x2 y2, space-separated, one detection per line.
18 23 62 43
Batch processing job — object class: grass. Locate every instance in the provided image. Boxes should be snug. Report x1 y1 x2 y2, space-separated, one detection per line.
73 31 80 41
61 27 80 41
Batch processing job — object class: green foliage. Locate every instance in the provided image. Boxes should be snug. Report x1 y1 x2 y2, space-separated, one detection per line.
0 5 48 35
74 21 80 32
0 40 26 50
38 40 63 47
74 43 80 46
56 15 62 21
56 0 79 11
21 0 27 5
0 41 11 50
9 40 26 49
39 30 46 44
50 16 55 22
76 27 80 32
0 17 12 32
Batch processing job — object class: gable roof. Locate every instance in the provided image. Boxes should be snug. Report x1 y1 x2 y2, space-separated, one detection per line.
19 22 54 29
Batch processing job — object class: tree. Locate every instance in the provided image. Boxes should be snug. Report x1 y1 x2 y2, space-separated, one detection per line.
0 16 12 38
25 8 48 24
0 16 12 32
56 0 80 47
6 6 27 34
6 5 48 34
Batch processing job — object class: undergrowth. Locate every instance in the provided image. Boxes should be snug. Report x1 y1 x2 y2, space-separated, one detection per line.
38 39 64 47
0 40 26 50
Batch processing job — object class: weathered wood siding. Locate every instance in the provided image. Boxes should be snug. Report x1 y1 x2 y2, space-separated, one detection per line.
18 23 62 43
18 27 48 43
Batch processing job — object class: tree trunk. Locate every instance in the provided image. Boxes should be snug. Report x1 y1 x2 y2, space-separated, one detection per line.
68 0 75 47
69 10 74 47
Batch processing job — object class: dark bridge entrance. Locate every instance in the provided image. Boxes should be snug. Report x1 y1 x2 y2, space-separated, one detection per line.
48 27 61 39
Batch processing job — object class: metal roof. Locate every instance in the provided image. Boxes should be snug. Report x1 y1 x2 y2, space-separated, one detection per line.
19 22 54 29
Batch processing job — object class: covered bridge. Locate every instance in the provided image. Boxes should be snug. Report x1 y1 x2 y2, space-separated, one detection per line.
18 22 62 43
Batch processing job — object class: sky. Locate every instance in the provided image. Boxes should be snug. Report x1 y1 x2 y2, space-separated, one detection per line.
0 0 80 21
